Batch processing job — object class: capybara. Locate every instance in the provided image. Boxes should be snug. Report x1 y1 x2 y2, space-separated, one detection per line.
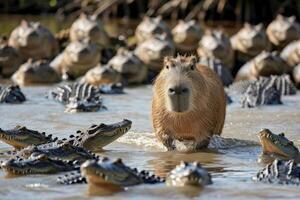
152 55 226 151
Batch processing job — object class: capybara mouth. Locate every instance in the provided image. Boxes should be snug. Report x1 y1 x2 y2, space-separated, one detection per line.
167 94 190 113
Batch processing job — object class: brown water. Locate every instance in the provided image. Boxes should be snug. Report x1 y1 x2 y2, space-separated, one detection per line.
1 15 300 200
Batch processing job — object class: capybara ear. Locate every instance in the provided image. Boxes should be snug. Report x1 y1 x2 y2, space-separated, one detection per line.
20 20 28 27
189 55 197 66
164 56 172 65
80 12 87 19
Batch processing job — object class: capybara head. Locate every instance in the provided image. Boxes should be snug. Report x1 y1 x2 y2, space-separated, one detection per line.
266 15 300 47
70 13 110 46
135 16 171 43
155 55 204 113
12 20 42 47
252 51 285 76
172 20 202 51
231 23 270 55
64 41 99 64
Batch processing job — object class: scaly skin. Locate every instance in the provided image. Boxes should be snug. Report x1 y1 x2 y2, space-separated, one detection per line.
166 161 212 187
0 126 57 149
258 129 300 162
253 159 300 185
58 159 211 188
0 120 131 152
11 142 96 163
0 85 26 104
1 154 76 176
48 82 105 113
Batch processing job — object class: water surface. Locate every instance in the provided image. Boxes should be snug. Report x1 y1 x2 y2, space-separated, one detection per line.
0 85 299 200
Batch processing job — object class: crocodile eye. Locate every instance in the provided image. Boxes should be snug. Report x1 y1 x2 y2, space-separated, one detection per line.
279 133 285 137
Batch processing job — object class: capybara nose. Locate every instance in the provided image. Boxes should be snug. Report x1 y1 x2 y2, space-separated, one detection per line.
168 86 189 96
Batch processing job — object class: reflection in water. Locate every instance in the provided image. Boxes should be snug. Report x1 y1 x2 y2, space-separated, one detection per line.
87 183 124 196
148 151 221 178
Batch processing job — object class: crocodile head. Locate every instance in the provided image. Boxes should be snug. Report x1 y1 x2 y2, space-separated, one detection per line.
1 154 74 176
0 126 56 149
166 161 212 187
258 129 300 160
70 119 132 151
80 157 143 187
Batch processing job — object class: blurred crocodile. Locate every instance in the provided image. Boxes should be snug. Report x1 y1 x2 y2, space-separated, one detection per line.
257 129 300 163
0 85 26 104
253 159 300 185
48 82 105 113
227 75 297 98
241 81 282 108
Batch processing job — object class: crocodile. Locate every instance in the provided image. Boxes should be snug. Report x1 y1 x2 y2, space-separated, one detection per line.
0 125 57 149
0 119 132 152
57 158 211 188
0 85 26 104
48 82 105 112
227 75 297 97
1 141 96 164
257 129 300 163
166 161 212 187
1 154 76 176
253 159 300 185
241 81 282 108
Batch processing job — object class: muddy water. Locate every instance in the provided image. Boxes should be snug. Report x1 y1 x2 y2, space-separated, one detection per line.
1 15 300 199
0 85 299 200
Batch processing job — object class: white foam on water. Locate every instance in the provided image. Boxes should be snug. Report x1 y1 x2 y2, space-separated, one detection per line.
117 132 259 151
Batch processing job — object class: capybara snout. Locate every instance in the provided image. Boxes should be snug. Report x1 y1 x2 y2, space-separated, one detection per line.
167 83 191 113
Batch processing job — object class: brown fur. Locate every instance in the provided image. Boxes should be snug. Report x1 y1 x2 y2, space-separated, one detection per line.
151 55 226 150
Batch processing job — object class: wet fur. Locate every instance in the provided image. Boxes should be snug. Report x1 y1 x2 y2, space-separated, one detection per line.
151 55 226 150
